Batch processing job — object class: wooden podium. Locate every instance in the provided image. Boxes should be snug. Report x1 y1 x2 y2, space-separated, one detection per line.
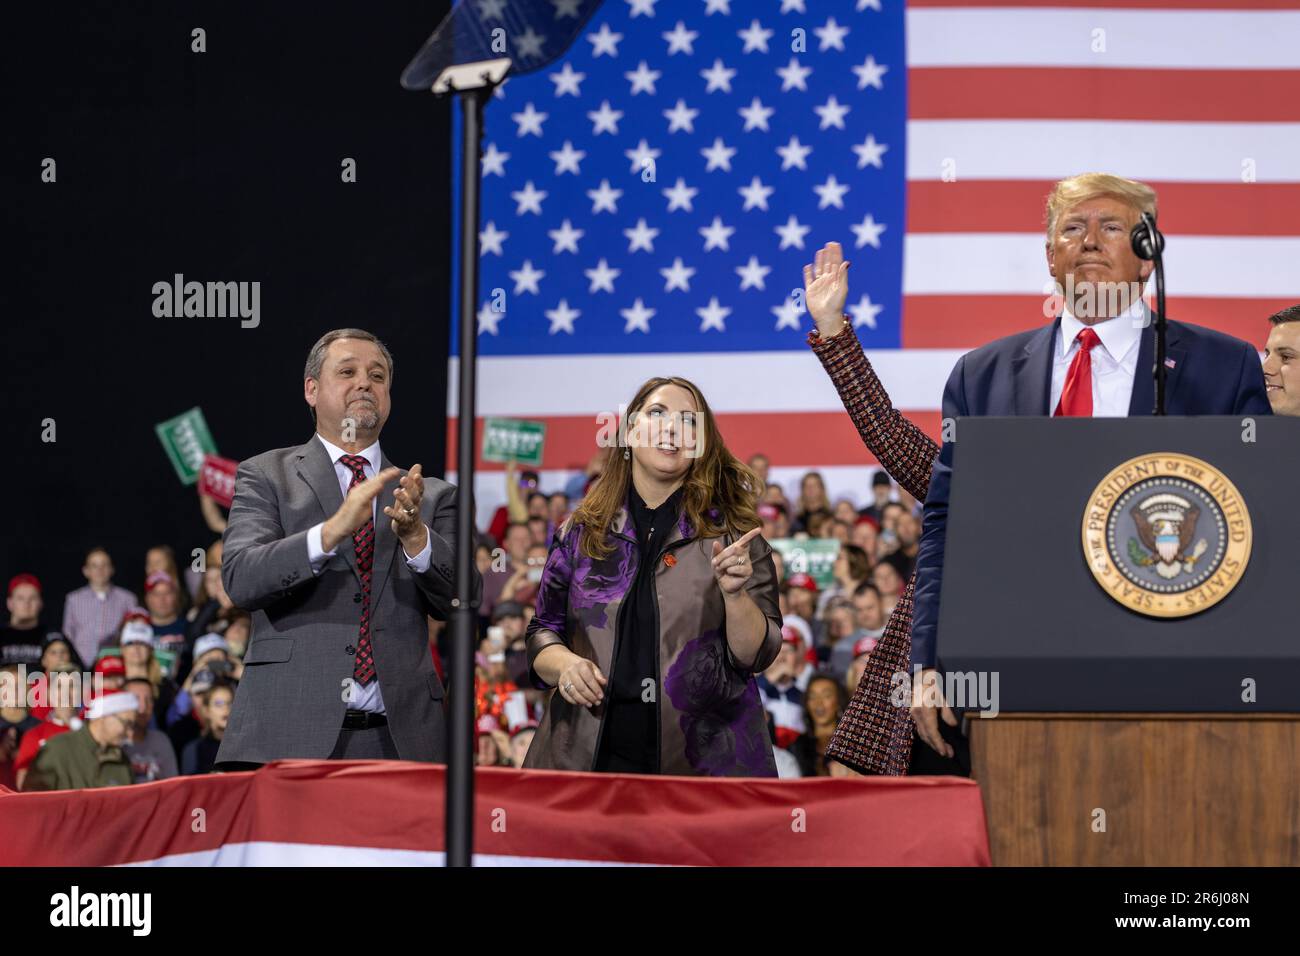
968 712 1300 866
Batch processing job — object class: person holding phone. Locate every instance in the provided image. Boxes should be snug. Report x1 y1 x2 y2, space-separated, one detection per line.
523 376 783 776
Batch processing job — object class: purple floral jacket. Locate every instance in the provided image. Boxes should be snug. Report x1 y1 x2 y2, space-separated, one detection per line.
523 498 783 777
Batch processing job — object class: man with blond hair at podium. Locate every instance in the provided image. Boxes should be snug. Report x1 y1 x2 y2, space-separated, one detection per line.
909 172 1271 769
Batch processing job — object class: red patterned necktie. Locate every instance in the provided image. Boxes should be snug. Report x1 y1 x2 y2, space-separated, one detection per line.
1054 327 1102 417
339 454 377 685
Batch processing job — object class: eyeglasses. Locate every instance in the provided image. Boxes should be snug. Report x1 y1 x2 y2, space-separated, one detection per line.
104 712 137 732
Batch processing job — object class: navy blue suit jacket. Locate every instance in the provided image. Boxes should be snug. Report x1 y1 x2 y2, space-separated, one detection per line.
910 316 1271 670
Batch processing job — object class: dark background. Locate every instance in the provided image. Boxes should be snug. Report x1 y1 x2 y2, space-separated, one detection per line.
3 1 454 613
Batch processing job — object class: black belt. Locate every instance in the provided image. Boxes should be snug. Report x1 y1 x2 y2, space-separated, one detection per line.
342 710 388 729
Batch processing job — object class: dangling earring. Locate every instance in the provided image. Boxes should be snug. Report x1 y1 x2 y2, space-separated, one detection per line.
623 448 630 460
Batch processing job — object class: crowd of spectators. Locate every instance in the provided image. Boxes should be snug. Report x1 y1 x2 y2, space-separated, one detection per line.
1 497 249 791
1 451 922 789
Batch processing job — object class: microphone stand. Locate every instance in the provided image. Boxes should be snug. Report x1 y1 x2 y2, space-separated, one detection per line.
423 57 510 869
1133 212 1167 415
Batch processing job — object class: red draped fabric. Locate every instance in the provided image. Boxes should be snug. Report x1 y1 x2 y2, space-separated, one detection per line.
0 760 989 867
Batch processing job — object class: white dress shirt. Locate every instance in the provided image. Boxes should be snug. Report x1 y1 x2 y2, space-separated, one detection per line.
1049 302 1145 417
61 584 138 666
306 434 433 713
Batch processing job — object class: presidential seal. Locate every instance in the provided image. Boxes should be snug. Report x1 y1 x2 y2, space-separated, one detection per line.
1081 453 1251 617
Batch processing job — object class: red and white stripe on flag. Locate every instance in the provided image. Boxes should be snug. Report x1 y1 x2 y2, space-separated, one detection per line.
903 0 1300 350
0 761 990 867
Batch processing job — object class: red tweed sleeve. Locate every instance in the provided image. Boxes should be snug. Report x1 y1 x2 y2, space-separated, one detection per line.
807 320 938 500
808 318 938 775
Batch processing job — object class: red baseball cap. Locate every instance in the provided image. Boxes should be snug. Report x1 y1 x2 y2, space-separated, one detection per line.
852 636 879 658
120 607 150 625
786 572 819 592
7 573 41 596
144 571 175 593
780 616 812 648
94 656 126 677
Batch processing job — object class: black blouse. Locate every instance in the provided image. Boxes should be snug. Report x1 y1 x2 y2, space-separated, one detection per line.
594 484 685 774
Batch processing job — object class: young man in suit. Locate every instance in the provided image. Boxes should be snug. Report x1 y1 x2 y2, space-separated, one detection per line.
216 328 478 768
1263 304 1300 417
909 173 1271 765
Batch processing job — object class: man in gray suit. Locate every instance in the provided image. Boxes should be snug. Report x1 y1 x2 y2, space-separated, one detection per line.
216 328 476 768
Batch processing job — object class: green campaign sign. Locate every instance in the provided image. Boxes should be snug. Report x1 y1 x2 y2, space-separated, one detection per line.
769 538 841 589
155 406 218 485
482 418 546 467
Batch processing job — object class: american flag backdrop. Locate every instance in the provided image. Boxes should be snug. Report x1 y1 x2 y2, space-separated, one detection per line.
447 0 1300 523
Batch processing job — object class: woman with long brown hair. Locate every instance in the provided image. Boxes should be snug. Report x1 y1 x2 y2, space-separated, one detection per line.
792 470 832 533
789 674 850 777
523 376 784 776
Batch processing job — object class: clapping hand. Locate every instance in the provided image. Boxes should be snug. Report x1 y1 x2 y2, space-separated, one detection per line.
384 463 429 554
324 466 402 552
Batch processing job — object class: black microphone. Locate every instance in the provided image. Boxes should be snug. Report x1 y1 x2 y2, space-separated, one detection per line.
1131 211 1165 261
1131 210 1169 414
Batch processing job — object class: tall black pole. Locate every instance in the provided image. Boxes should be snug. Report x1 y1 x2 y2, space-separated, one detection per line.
447 83 490 868
1152 241 1167 416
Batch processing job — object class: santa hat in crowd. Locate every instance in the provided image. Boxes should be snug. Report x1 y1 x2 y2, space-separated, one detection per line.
84 691 138 720
781 615 813 649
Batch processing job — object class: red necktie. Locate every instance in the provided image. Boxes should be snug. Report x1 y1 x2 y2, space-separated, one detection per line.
339 454 377 685
1054 327 1101 417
